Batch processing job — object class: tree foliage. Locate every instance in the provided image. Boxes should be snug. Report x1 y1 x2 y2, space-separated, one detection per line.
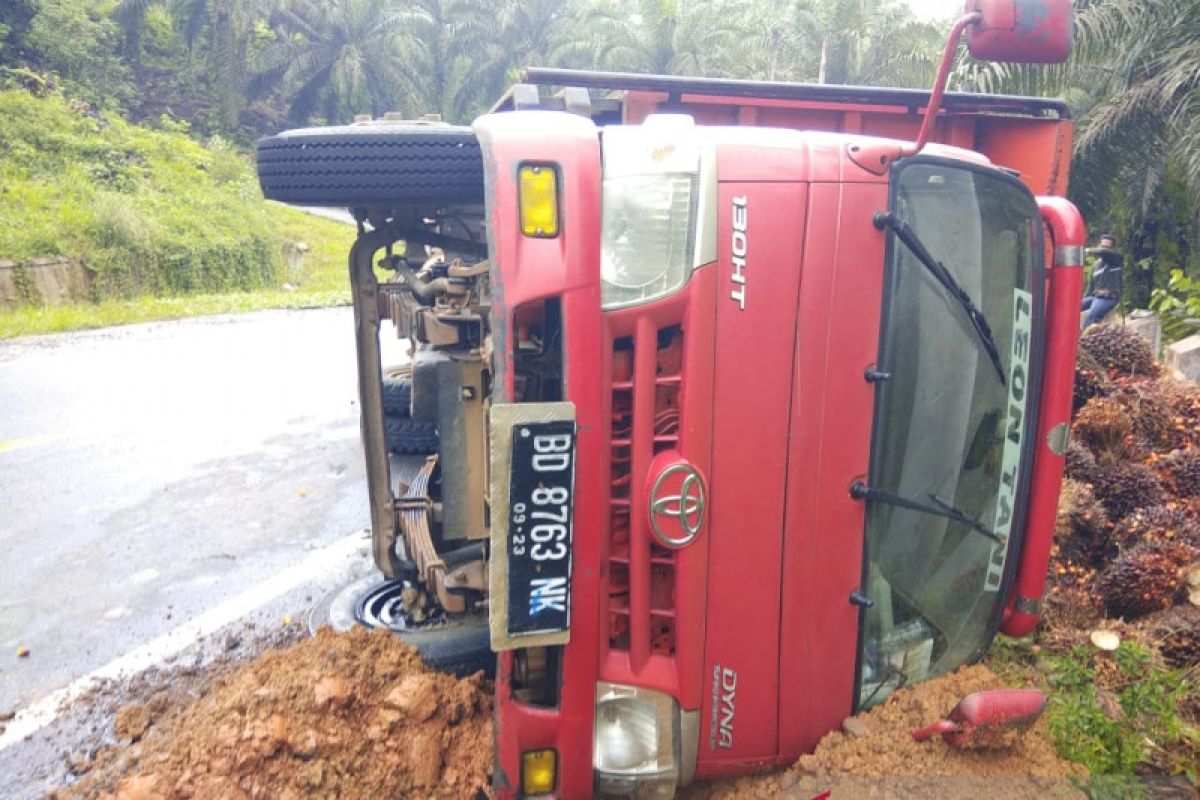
0 0 950 133
254 0 411 123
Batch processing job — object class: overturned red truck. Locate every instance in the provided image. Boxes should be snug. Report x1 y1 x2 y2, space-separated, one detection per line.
257 0 1085 795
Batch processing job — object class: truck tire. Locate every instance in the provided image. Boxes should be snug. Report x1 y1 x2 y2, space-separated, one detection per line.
381 376 412 416
395 615 494 678
255 122 484 207
385 415 439 455
312 576 493 678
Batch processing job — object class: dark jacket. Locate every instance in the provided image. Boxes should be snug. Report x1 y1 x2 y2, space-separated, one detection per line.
1086 248 1123 299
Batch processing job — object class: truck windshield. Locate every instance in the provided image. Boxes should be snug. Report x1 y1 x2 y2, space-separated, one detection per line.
858 161 1042 708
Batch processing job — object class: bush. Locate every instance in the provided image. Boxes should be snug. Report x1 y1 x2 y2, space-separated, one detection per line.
0 87 281 300
1150 269 1200 343
1047 643 1198 784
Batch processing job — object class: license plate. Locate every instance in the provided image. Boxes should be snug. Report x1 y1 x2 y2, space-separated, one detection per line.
505 419 576 636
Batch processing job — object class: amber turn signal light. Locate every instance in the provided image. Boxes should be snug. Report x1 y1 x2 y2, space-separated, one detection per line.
519 163 559 238
521 748 557 795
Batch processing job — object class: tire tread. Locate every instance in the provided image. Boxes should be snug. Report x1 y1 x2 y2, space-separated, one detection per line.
255 123 483 207
385 415 439 455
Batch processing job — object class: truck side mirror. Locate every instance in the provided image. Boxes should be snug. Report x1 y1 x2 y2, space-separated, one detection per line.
965 0 1072 64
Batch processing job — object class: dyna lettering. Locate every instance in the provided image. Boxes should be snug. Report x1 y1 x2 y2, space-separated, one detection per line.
708 664 738 749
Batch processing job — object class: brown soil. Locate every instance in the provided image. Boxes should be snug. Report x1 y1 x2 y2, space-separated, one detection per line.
686 665 1084 800
59 641 1082 800
55 627 492 800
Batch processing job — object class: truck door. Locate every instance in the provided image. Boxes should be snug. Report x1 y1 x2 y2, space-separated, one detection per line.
698 178 808 771
777 180 888 756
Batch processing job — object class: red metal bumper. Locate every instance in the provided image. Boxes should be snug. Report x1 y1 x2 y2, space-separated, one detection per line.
475 111 605 799
1000 196 1085 636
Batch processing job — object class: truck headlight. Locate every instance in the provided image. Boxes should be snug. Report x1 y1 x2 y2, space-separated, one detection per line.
593 682 679 797
600 117 701 309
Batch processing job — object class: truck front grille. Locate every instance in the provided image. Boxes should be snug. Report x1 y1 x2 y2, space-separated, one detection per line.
607 325 683 664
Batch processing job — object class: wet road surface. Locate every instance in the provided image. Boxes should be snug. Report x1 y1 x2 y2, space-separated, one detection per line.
0 308 406 795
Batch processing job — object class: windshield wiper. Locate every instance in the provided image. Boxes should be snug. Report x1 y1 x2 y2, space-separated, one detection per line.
873 211 1006 386
851 481 1002 544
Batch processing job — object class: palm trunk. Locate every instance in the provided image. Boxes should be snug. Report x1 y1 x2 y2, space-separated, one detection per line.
818 38 828 83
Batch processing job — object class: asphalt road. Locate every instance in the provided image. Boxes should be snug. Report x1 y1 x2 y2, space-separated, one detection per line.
0 307 405 718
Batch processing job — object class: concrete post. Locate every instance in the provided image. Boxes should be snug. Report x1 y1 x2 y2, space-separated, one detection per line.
1165 335 1200 382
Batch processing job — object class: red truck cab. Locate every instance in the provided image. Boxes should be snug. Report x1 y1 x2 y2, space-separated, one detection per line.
478 84 1083 796
254 2 1084 796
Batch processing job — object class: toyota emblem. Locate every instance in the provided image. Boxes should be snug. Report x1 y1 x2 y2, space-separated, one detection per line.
648 463 706 549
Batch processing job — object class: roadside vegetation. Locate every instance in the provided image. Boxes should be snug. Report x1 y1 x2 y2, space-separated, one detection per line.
0 83 353 337
988 636 1199 793
0 210 352 338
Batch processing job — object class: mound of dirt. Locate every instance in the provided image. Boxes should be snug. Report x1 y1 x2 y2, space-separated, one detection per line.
689 665 1084 799
56 627 492 800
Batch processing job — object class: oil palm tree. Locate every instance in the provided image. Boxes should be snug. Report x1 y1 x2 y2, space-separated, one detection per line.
729 0 823 82
1070 0 1200 219
564 0 745 77
174 0 274 128
257 0 409 124
948 0 1200 299
500 0 575 69
816 0 941 86
114 0 161 56
387 0 506 122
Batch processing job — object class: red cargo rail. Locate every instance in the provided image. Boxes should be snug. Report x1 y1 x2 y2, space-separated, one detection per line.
499 68 1073 199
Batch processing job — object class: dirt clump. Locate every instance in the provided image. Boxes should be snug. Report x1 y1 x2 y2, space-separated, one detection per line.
111 704 152 742
688 665 1083 799
385 673 440 722
55 626 492 800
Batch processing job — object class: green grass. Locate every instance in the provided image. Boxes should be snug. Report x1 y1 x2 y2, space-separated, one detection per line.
985 637 1200 793
0 287 339 337
983 634 1040 684
0 206 355 337
0 84 359 337
1044 644 1198 793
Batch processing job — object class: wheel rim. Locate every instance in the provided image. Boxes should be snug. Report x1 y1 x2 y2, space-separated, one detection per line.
353 580 412 632
308 575 448 636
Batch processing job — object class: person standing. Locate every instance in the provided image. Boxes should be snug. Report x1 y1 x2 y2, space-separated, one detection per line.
1081 233 1123 327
